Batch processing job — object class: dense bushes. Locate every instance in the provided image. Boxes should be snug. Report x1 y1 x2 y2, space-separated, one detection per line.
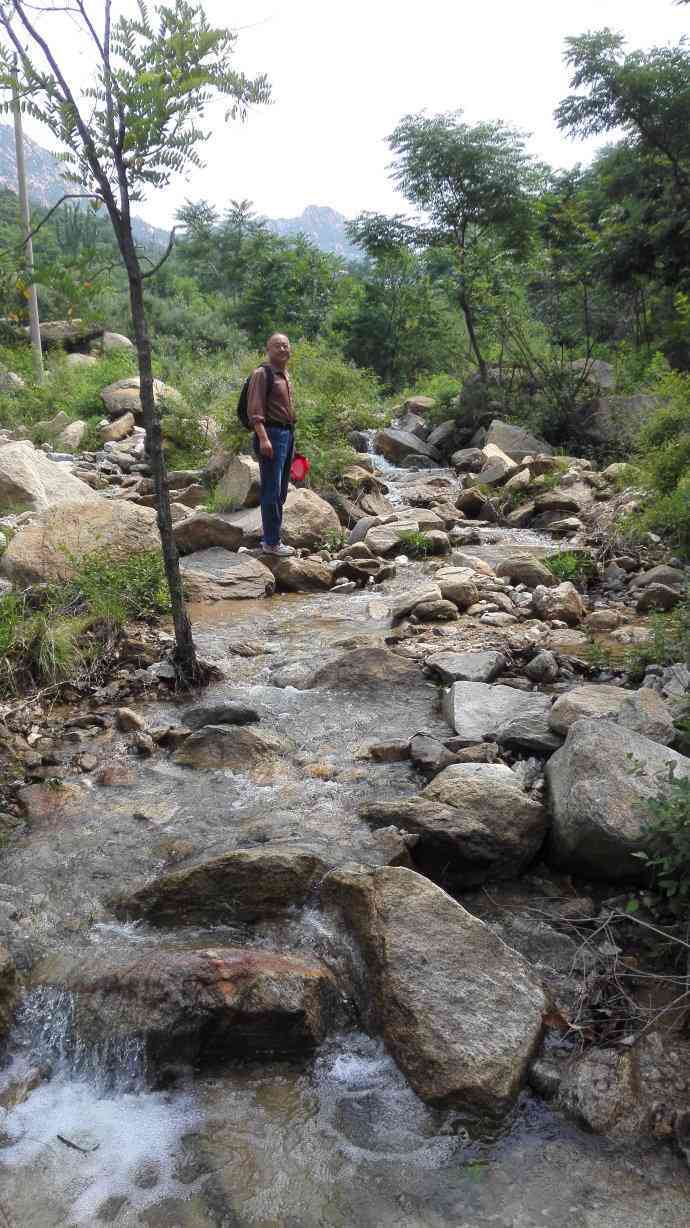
628 363 690 556
0 346 135 433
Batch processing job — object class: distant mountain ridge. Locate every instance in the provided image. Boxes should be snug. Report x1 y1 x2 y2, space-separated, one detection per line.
0 123 169 249
0 125 360 258
264 204 360 259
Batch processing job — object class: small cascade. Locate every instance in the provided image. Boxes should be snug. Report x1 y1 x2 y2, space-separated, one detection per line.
10 986 148 1094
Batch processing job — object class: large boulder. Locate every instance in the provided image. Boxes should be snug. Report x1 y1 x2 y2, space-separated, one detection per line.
305 646 421 691
38 318 103 350
173 512 243 555
546 719 690 879
172 724 294 769
215 453 261 510
101 331 134 353
373 428 441 465
495 555 556 589
180 548 275 600
100 412 136 443
0 499 160 585
422 763 547 875
484 419 553 462
443 681 552 747
532 582 586 625
259 554 333 593
549 684 632 735
322 865 546 1114
223 488 340 549
116 845 331 926
617 688 676 746
433 566 480 610
101 376 182 420
64 946 339 1062
0 441 101 514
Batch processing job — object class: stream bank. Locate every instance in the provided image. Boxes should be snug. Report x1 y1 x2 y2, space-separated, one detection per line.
1 430 689 1227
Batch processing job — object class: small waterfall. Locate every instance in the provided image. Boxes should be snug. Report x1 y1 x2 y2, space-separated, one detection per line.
10 986 148 1094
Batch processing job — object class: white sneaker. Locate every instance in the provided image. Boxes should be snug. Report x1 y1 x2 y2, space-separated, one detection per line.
260 541 295 556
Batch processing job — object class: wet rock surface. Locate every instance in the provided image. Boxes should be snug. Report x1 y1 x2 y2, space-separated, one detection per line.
322 865 547 1114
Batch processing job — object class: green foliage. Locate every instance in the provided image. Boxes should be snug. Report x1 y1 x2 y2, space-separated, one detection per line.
204 484 239 514
633 766 690 913
0 550 169 696
629 364 690 556
0 346 135 430
71 551 170 622
543 550 597 585
397 529 434 558
402 371 462 419
322 527 347 552
625 592 690 681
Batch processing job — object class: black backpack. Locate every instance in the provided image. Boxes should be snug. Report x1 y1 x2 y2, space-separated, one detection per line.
237 363 274 429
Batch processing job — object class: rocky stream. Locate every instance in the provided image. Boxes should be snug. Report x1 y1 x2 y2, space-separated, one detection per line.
0 404 689 1227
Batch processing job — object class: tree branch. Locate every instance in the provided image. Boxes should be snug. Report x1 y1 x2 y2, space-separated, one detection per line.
0 192 100 256
3 0 121 226
140 225 180 279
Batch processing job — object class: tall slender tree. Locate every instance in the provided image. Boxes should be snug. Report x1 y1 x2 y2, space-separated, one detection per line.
0 0 270 686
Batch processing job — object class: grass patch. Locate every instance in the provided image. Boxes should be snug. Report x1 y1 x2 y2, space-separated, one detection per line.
397 529 434 557
544 550 597 586
0 551 169 696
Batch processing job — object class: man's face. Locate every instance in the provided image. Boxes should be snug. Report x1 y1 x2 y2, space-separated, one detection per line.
267 334 291 366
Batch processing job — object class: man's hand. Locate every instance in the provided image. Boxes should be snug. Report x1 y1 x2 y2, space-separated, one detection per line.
255 424 273 459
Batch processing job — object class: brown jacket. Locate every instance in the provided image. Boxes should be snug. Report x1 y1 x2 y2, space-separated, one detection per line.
247 365 296 427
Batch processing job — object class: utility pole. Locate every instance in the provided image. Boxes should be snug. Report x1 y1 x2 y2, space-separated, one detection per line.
12 60 43 384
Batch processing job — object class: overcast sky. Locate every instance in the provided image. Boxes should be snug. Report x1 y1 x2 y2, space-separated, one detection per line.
16 0 690 225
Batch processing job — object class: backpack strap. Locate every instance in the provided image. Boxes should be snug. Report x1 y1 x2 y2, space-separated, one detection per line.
261 362 274 410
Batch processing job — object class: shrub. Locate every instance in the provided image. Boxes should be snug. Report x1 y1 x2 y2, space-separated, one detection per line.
628 363 690 557
0 346 136 431
634 765 690 915
544 550 597 585
625 591 690 681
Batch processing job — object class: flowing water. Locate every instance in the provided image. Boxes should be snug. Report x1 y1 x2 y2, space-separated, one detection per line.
1 455 689 1226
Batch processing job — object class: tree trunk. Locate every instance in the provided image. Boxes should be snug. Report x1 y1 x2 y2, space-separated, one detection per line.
459 291 487 383
123 246 200 687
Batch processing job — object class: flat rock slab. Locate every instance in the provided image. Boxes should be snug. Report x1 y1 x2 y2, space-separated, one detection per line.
426 649 506 684
304 646 422 691
172 724 293 769
181 702 261 731
180 548 275 600
546 718 690 880
443 681 552 746
374 428 441 464
322 865 546 1114
63 946 339 1061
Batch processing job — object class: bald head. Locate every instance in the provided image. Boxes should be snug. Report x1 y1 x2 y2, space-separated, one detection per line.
266 333 291 370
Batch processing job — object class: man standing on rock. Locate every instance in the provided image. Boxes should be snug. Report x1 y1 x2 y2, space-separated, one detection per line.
248 332 297 557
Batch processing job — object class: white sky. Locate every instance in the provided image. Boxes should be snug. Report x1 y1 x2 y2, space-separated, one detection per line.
15 0 690 226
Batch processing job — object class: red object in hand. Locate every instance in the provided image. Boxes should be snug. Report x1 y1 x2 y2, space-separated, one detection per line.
290 453 310 482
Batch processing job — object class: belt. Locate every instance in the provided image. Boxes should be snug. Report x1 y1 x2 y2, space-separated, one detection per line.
265 421 295 431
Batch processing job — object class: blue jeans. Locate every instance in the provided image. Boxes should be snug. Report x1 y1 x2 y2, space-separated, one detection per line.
253 425 294 546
